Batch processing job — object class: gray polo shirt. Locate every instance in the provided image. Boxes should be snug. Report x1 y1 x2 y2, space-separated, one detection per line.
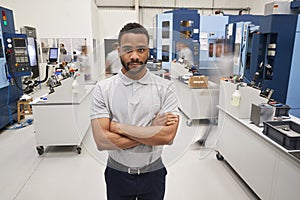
90 69 179 168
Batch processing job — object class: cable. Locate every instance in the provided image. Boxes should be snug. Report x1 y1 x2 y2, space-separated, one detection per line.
4 62 26 92
7 78 14 125
4 118 34 130
34 64 50 84
4 62 14 125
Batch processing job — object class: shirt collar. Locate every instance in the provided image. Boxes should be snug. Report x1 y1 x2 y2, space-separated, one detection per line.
118 68 151 86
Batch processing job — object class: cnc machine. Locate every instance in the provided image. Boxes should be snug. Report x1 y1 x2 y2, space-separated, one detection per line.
155 8 200 70
0 6 30 129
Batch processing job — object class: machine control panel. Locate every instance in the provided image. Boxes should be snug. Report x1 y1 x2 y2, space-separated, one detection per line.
3 33 31 77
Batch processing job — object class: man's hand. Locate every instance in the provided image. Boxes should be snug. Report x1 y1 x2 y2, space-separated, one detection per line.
152 113 179 126
110 121 122 134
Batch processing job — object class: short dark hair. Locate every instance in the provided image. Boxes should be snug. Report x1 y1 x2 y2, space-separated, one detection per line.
118 22 149 44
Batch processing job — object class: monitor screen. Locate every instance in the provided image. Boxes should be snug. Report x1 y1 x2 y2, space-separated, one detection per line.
13 38 26 47
49 48 58 62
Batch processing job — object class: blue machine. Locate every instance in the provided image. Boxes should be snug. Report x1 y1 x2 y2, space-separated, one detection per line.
226 21 252 76
155 8 200 70
0 6 29 129
224 15 262 78
0 17 8 89
287 16 300 117
250 14 300 117
199 15 228 68
224 13 300 117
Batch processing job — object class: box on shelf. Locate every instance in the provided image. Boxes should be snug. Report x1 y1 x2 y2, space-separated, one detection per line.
188 76 208 89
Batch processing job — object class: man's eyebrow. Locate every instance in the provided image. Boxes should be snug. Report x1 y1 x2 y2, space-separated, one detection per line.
121 45 148 48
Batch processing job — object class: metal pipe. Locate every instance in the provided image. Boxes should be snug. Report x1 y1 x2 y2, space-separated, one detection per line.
97 5 251 12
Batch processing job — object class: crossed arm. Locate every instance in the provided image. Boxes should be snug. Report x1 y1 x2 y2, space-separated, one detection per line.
91 113 179 150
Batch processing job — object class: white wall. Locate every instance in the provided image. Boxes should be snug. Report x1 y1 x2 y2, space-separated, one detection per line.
98 10 137 40
250 0 281 14
97 10 137 74
1 0 93 38
89 1 101 80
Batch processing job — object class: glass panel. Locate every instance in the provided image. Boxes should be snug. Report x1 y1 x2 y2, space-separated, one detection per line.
180 20 194 27
180 31 193 39
162 45 169 62
162 21 170 39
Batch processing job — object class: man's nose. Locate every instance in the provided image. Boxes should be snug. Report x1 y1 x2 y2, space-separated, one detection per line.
129 50 139 60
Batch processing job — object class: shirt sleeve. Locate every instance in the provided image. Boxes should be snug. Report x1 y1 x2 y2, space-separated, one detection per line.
160 81 180 116
90 83 111 119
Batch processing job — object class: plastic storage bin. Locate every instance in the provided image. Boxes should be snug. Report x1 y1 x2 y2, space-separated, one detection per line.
263 121 300 150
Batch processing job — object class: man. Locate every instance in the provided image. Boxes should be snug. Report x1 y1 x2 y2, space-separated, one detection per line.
90 22 179 200
176 41 194 66
105 42 122 75
59 43 68 62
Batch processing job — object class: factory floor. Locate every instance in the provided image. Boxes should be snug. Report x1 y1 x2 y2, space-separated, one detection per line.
0 113 260 200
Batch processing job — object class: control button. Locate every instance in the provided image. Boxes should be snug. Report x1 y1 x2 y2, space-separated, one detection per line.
7 44 12 48
7 38 12 43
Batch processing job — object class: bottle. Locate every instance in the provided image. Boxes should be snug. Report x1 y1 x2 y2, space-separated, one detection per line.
231 89 241 106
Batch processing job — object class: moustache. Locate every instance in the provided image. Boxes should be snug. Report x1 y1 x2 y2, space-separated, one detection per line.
127 61 145 65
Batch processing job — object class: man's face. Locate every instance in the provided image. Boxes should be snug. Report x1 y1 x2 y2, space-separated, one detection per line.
119 33 149 75
176 43 183 52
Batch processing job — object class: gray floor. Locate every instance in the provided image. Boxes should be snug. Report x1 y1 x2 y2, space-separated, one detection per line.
0 113 259 200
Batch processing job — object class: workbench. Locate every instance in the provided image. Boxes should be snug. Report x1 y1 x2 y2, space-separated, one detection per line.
216 80 300 200
170 63 219 126
30 76 94 155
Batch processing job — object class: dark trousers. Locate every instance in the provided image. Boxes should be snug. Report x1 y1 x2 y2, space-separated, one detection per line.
104 166 167 200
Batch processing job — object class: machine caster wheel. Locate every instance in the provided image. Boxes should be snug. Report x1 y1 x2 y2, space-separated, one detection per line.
186 120 192 127
216 151 224 161
76 147 81 154
36 146 44 155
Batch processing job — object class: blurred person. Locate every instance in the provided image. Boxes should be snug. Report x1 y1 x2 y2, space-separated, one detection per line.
59 43 67 62
105 42 122 75
78 45 90 80
176 41 194 66
60 43 67 55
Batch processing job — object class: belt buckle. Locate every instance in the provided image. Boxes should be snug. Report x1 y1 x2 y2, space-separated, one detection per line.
128 168 140 175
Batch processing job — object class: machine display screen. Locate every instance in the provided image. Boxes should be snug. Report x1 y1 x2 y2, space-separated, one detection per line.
13 38 26 47
27 37 37 66
49 48 58 62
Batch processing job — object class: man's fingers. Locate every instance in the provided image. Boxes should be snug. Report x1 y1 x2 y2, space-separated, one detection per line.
166 120 177 126
166 114 178 121
152 113 179 126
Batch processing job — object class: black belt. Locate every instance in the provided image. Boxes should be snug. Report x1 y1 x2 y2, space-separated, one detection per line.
107 157 164 175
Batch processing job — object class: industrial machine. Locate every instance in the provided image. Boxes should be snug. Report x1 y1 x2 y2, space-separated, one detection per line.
224 15 262 78
225 21 251 76
155 8 200 70
199 15 228 67
223 11 300 117
249 14 300 117
0 6 30 129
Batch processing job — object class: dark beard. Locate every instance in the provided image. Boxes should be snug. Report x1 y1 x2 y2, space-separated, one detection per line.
120 57 148 75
